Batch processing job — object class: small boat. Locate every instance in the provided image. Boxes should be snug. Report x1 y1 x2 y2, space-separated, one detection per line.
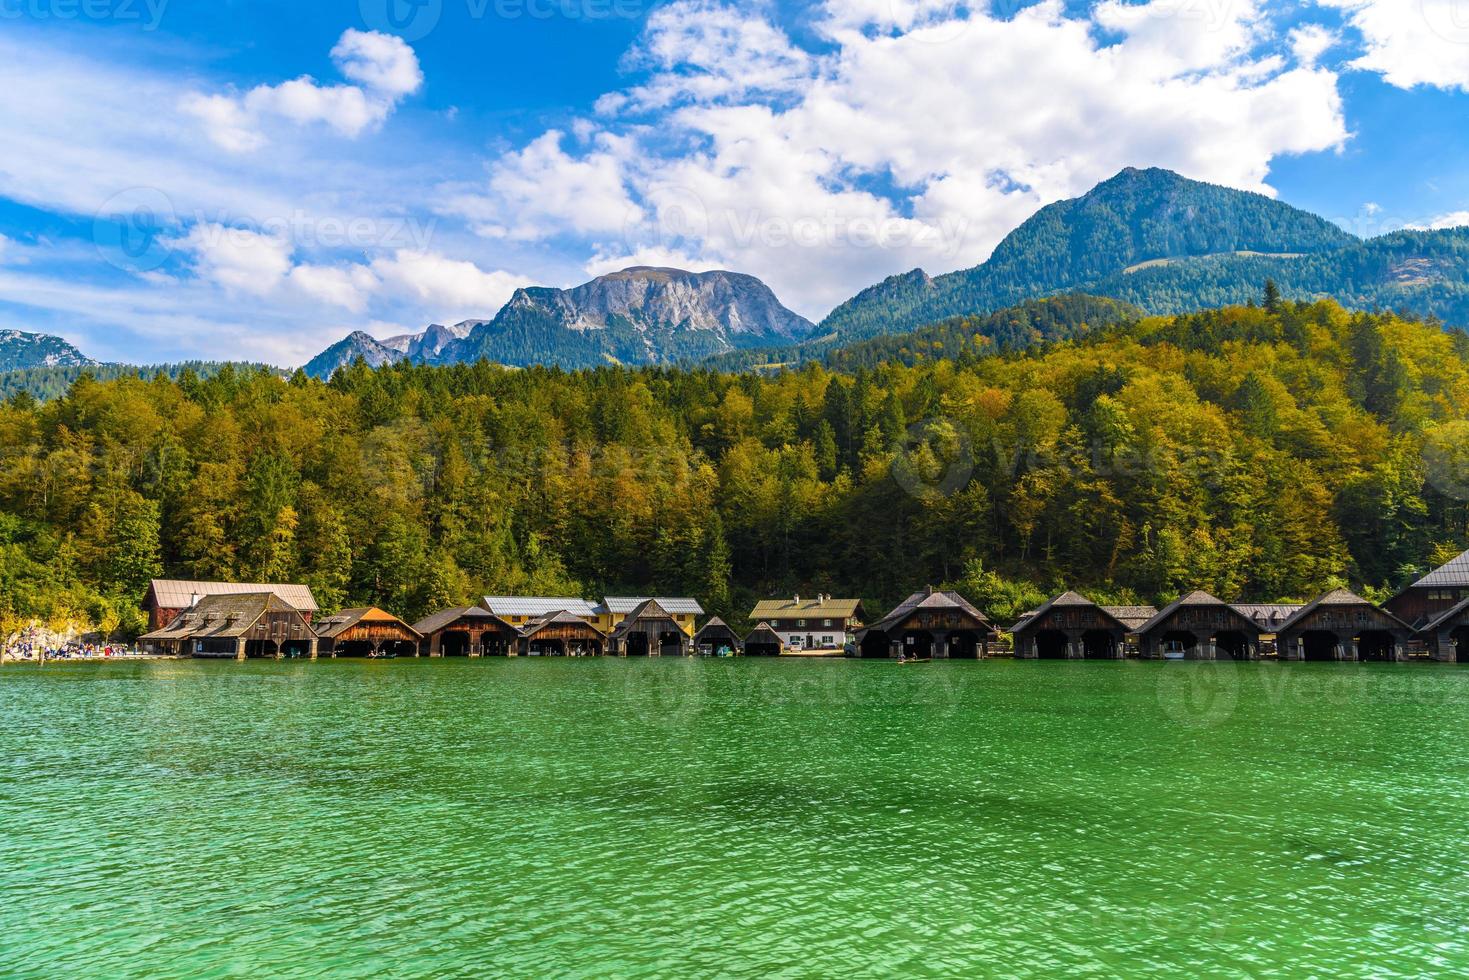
899 658 932 664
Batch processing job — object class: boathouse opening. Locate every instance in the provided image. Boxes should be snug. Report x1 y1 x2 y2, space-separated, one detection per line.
1035 630 1069 659
1455 627 1469 663
659 630 685 657
859 631 889 658
625 632 651 656
440 631 472 657
279 639 313 659
947 631 982 659
1082 630 1116 659
379 639 417 658
1356 630 1395 663
1215 630 1251 661
1161 631 1198 659
335 640 376 657
245 639 278 659
1303 630 1338 661
901 631 935 659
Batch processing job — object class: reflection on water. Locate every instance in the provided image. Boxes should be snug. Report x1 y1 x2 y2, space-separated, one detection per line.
3 659 1469 976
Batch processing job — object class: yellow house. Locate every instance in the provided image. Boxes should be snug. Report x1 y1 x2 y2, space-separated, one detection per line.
595 597 705 636
480 596 599 628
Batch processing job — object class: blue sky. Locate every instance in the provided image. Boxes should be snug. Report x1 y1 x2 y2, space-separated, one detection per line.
3 0 1469 365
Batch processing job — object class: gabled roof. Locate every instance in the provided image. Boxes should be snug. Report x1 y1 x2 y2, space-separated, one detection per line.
139 592 304 641
1137 591 1260 635
744 622 784 645
607 600 681 638
750 597 865 620
1275 589 1410 634
1010 591 1130 634
147 579 319 612
866 588 994 637
597 596 705 616
521 610 607 638
1231 603 1304 632
313 607 421 640
1424 596 1469 633
412 605 505 636
693 616 740 641
482 596 598 619
1411 549 1469 588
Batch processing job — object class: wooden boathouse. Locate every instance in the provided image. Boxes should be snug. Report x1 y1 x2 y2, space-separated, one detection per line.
743 623 784 657
313 607 422 658
139 592 317 659
1010 592 1134 659
1422 598 1469 662
693 618 742 656
607 600 689 656
1274 589 1415 662
142 579 318 631
1135 591 1264 660
857 588 996 659
519 611 606 657
1385 548 1469 629
411 606 519 656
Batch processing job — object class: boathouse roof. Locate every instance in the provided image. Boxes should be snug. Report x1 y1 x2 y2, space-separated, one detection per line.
139 592 302 641
1136 591 1261 635
412 606 504 636
1411 548 1469 588
693 617 739 642
865 588 994 637
607 600 680 639
744 622 784 645
520 610 607 637
1274 590 1411 634
146 579 319 612
313 607 422 640
1010 591 1131 634
1230 603 1303 632
1101 605 1160 631
597 596 705 616
1423 595 1469 633
482 596 598 619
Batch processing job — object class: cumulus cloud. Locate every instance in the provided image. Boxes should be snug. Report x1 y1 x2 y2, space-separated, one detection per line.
475 0 1349 317
1322 0 1469 91
183 29 423 151
369 250 532 321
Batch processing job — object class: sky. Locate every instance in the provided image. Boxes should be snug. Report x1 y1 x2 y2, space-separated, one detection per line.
4 0 1469 366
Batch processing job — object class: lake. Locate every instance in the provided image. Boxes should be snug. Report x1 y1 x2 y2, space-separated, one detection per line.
3 658 1468 976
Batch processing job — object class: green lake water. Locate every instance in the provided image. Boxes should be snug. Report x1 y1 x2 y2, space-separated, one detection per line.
3 658 1469 977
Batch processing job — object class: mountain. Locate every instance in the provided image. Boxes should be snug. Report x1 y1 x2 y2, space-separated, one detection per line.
302 331 406 380
436 267 816 369
303 321 477 380
817 167 1457 343
0 329 96 371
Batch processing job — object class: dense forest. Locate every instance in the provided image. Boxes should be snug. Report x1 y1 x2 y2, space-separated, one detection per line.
0 361 282 402
3 296 1468 640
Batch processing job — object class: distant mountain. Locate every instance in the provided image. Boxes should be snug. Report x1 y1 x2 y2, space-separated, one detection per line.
0 329 96 371
818 167 1461 342
303 321 476 380
435 267 816 369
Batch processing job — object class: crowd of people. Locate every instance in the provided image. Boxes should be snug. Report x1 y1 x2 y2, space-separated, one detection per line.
2 640 137 662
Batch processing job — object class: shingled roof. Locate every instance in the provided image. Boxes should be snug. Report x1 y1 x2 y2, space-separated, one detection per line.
313 607 422 640
411 606 506 636
1010 591 1131 634
147 579 319 612
139 592 300 641
521 610 607 638
1136 591 1260 635
864 588 994 637
1275 589 1410 634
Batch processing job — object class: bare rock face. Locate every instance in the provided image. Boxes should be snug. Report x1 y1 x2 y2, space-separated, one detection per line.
0 329 96 370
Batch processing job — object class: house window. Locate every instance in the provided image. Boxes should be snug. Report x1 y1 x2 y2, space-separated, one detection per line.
798 619 806 627
823 636 834 646
823 619 832 627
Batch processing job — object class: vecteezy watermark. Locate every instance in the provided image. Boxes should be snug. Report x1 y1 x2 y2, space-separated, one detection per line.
891 418 975 502
1156 661 1240 729
360 0 643 41
189 211 437 252
1420 0 1469 44
93 187 178 274
0 0 168 29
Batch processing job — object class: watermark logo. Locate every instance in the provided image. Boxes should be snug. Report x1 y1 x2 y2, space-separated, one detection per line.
0 0 169 30
891 417 975 502
1156 662 1239 729
1421 0 1469 45
360 0 443 41
93 187 177 273
620 655 707 729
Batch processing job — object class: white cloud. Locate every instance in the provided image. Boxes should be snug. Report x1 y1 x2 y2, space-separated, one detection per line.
1321 0 1469 90
289 263 381 314
1290 24 1339 68
368 250 532 322
180 224 293 295
477 0 1349 318
183 29 423 151
465 130 641 240
1410 211 1469 230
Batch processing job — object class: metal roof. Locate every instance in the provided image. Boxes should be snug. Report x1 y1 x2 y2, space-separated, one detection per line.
597 596 705 615
1231 603 1305 632
1413 549 1469 588
148 579 319 612
481 596 598 618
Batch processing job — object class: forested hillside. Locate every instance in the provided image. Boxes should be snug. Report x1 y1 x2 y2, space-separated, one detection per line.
0 362 282 402
819 168 1469 343
3 299 1468 639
